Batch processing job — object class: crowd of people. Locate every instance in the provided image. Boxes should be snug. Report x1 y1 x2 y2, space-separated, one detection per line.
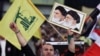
0 0 100 56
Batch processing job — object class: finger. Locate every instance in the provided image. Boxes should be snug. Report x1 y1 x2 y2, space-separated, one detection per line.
10 22 15 29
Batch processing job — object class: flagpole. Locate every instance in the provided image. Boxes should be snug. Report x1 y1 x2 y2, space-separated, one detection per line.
46 20 65 41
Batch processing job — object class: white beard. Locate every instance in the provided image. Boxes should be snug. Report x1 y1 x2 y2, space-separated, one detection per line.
52 17 60 22
63 20 73 27
62 20 77 29
52 17 64 24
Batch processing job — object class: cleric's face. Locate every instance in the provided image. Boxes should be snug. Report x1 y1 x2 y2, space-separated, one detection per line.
65 14 76 26
54 9 64 19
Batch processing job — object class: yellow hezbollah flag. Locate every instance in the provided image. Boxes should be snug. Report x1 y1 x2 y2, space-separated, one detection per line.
11 0 42 40
10 0 15 3
33 28 42 39
0 0 46 49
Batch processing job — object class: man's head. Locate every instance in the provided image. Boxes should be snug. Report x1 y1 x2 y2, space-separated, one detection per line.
41 43 54 56
54 6 67 20
65 10 80 25
0 35 5 40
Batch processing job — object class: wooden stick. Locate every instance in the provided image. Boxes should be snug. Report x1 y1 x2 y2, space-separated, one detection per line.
46 20 65 41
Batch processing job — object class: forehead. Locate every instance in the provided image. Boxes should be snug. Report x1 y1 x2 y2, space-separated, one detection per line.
43 44 54 49
54 10 61 13
66 14 74 19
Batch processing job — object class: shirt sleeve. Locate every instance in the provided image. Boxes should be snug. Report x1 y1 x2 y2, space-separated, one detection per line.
21 44 35 56
64 50 75 56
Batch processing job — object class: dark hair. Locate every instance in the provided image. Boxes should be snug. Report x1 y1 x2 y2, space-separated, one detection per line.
55 6 67 16
67 10 80 23
42 42 53 46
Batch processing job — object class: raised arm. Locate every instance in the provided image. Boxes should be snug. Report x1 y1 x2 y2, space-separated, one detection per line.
67 29 75 53
9 22 27 47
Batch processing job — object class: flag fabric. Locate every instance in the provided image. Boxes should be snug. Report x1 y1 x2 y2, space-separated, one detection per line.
10 0 15 3
0 0 46 49
83 14 100 56
89 28 100 40
83 29 100 56
33 28 42 39
88 14 100 40
83 42 100 56
82 4 100 56
84 3 100 37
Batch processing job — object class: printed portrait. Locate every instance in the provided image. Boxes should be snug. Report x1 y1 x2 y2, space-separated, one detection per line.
48 2 86 34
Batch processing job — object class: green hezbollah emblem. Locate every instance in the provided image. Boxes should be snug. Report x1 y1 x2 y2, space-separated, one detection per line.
14 7 36 31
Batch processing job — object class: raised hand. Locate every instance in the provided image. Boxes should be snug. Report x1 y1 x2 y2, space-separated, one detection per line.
67 29 74 36
10 22 19 33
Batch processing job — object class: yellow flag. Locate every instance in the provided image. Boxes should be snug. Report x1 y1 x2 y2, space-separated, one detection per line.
0 0 46 49
10 0 15 3
33 28 42 39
